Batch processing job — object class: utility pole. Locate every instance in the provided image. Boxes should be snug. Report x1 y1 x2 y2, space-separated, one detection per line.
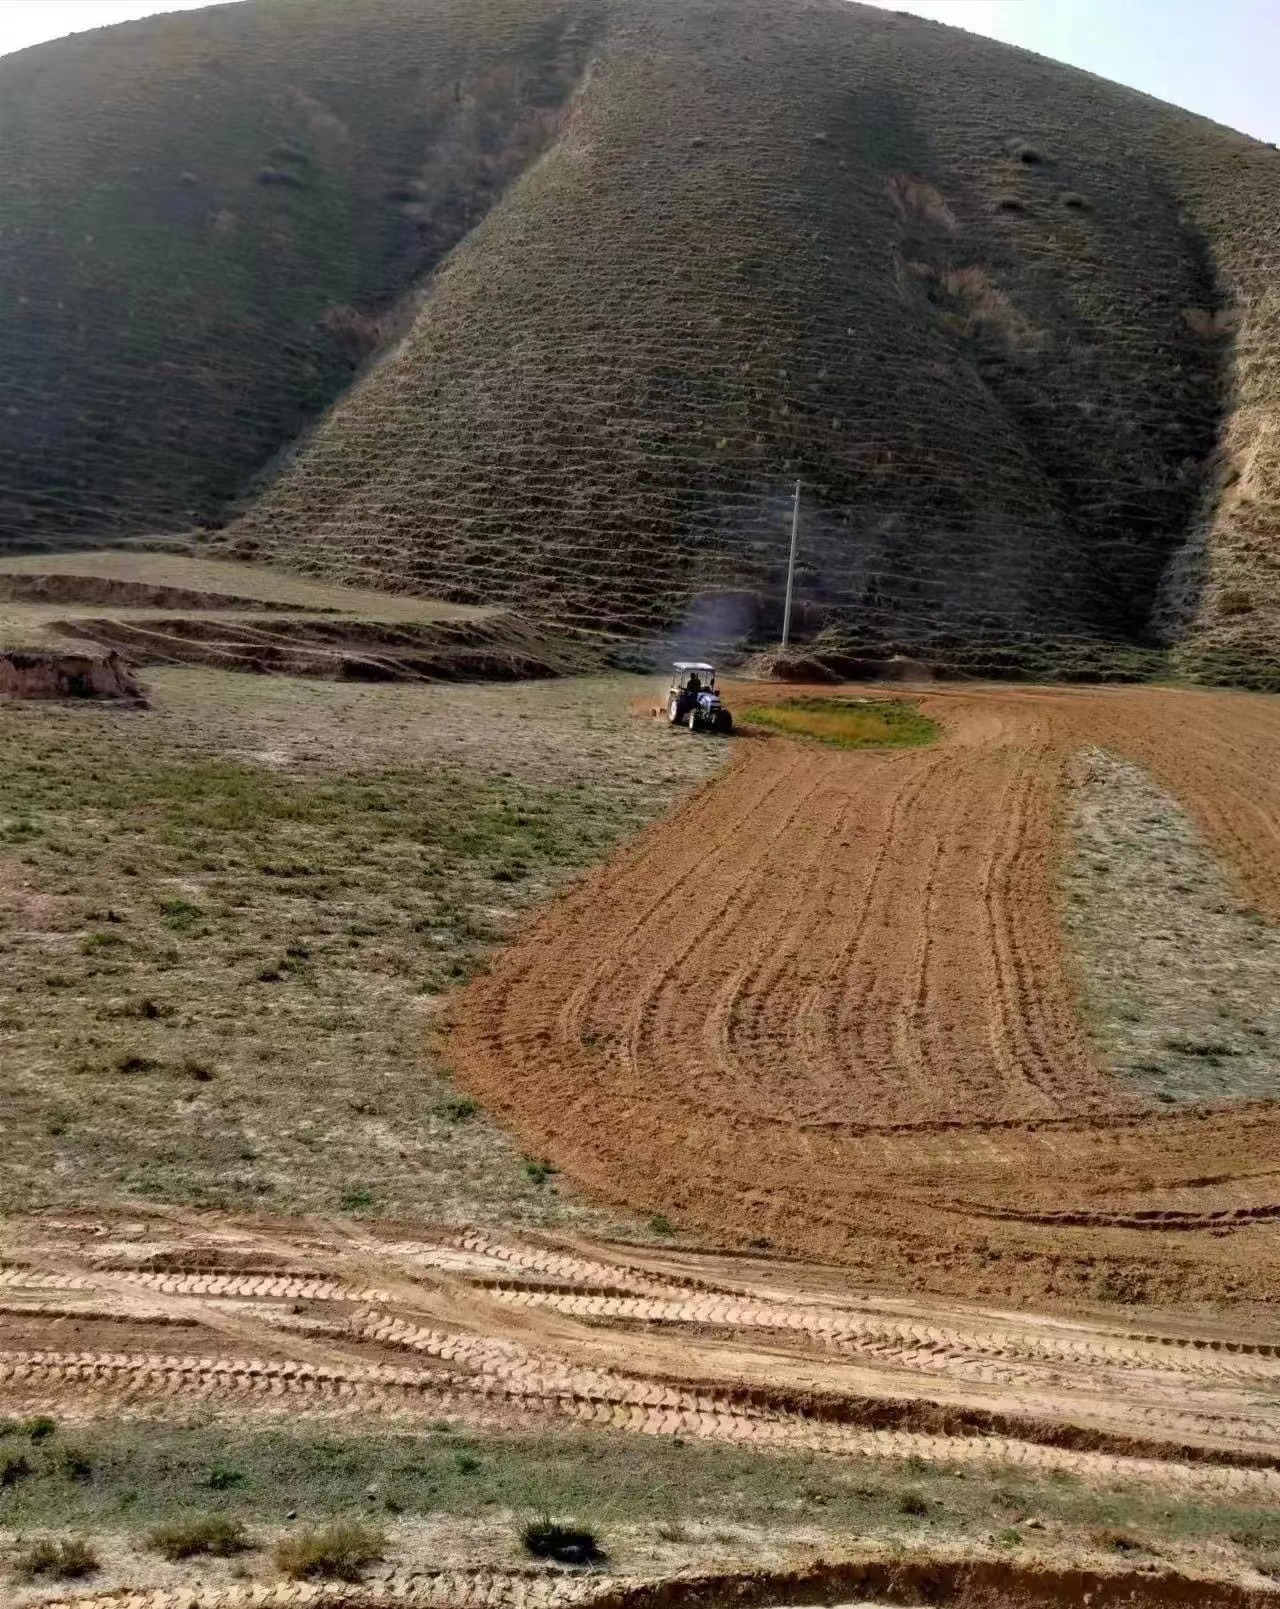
781 478 801 651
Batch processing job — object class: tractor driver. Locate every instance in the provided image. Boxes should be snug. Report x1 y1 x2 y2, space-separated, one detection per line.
687 671 702 694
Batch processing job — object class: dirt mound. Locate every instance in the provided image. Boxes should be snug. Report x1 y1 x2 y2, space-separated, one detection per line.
1 1 1277 682
34 1559 1280 1609
0 648 144 702
446 682 1280 1307
595 1559 1280 1609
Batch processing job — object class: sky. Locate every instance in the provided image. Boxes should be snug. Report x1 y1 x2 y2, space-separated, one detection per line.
0 0 1276 144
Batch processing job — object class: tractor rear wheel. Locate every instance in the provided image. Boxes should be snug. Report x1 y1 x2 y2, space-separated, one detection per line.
687 708 698 731
668 698 681 725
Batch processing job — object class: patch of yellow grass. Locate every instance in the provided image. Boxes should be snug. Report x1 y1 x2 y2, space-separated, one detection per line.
742 698 939 749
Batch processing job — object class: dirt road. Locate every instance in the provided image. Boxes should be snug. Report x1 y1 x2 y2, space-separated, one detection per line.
447 683 1280 1307
3 1214 1279 1490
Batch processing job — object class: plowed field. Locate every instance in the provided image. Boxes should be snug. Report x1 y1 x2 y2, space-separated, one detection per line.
447 683 1280 1307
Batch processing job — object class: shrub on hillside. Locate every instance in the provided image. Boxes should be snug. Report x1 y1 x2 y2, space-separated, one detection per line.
1183 306 1240 339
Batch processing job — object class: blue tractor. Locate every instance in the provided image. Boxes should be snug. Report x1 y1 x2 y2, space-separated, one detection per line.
667 661 733 734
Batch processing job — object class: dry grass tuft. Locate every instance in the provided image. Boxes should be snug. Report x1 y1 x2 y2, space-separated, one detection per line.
146 1514 252 1560
275 1521 386 1582
11 1537 98 1581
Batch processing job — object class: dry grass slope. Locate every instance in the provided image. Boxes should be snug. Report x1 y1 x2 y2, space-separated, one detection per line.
1 0 1278 681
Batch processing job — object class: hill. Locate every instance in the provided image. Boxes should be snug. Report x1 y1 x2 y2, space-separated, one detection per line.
1 0 1278 681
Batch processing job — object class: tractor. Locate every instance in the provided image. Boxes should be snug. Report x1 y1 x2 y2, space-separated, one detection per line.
666 662 733 734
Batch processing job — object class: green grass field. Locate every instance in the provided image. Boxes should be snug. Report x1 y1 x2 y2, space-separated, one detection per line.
740 698 940 749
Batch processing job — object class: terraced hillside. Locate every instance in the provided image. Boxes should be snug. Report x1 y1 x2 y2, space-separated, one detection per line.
0 550 589 681
2 0 1278 681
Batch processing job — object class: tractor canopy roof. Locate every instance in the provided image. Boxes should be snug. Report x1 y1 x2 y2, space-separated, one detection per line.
673 661 715 672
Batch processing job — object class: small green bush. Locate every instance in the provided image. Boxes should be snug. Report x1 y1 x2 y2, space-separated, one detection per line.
0 1452 32 1487
147 1514 252 1560
22 1414 57 1442
275 1520 386 1581
896 1488 929 1517
12 1537 99 1581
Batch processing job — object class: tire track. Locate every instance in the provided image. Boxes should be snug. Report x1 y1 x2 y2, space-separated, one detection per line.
39 1568 617 1609
37 1557 1280 1609
5 1346 1279 1496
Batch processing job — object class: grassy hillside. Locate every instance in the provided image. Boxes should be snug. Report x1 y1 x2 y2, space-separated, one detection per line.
0 0 595 538
2 0 1278 680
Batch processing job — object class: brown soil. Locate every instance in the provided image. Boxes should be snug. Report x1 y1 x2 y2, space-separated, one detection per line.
0 649 144 701
446 682 1280 1308
29 1558 1280 1609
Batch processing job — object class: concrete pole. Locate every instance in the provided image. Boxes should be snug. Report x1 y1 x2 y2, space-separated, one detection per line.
781 479 801 651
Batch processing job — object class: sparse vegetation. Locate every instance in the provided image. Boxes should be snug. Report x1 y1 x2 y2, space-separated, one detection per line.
0 0 592 546
1 1418 1278 1576
1063 749 1280 1105
0 671 718 1224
